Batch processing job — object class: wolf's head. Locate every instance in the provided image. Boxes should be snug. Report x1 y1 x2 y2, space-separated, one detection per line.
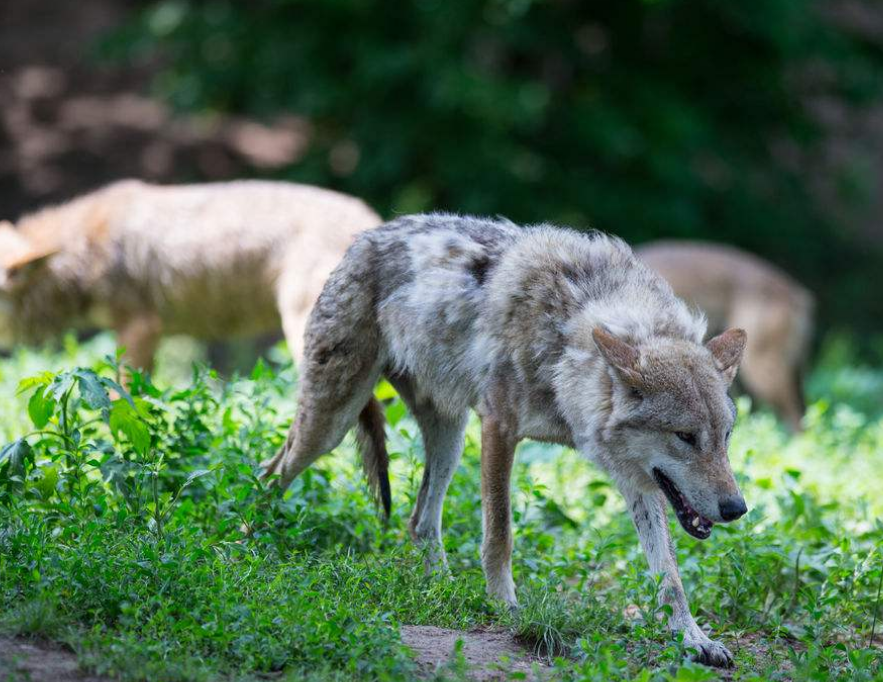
592 326 748 540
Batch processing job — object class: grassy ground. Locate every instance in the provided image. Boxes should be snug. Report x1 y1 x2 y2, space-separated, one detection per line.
1 335 883 681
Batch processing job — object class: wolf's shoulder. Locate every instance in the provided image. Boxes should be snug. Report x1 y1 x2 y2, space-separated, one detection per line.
370 212 521 245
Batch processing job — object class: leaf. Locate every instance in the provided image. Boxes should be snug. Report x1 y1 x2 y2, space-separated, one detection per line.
99 376 135 408
47 373 75 403
180 469 211 494
16 372 54 395
385 400 406 427
75 369 111 410
0 439 33 478
100 457 137 505
109 400 151 455
374 380 399 401
36 465 58 499
250 357 270 380
27 387 54 429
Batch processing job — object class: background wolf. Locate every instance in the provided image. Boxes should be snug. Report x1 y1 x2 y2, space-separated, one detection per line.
263 214 749 668
638 241 814 431
0 179 381 370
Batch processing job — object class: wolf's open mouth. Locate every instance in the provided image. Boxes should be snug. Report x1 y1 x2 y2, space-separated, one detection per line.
652 468 714 540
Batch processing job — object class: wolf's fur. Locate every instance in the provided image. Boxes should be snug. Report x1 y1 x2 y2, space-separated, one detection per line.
265 214 748 667
0 179 381 368
637 241 814 431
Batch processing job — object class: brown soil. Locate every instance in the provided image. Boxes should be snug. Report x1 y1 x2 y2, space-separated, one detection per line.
0 637 107 682
1 629 549 681
401 625 551 681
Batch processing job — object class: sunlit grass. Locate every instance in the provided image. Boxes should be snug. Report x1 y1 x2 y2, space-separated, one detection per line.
1 335 882 680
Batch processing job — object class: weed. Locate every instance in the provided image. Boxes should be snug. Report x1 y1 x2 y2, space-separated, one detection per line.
1 335 882 680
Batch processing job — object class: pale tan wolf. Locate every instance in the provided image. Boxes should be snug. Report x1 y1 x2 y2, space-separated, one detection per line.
637 241 814 431
262 214 749 667
0 180 381 371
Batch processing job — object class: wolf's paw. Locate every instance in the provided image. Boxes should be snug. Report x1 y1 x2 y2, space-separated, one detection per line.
418 546 449 577
486 576 518 610
682 628 734 668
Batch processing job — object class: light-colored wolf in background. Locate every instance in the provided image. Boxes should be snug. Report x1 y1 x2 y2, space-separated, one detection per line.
637 241 814 431
0 180 381 370
262 214 748 667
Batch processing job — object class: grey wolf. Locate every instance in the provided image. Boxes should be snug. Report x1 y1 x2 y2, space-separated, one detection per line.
263 214 748 667
637 241 814 431
0 180 381 370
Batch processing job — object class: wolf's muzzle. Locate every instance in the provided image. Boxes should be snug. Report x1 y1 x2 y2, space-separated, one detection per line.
718 496 747 522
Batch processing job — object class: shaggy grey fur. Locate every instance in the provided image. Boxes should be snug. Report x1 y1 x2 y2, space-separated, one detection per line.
264 213 748 668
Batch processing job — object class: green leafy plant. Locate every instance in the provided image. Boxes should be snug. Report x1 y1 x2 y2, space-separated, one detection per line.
1 336 883 680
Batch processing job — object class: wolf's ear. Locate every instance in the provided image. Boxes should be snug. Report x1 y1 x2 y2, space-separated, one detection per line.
706 328 746 385
0 222 30 258
592 327 643 387
1 247 59 290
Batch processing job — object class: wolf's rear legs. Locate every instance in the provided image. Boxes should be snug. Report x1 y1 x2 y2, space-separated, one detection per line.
115 313 162 381
740 353 804 432
409 408 467 572
624 486 734 668
480 415 518 607
262 360 384 491
388 374 467 572
264 233 385 491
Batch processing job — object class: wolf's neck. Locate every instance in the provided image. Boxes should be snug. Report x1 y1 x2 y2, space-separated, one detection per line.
571 296 706 349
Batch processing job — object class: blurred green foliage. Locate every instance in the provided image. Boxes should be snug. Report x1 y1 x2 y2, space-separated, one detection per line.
106 0 883 332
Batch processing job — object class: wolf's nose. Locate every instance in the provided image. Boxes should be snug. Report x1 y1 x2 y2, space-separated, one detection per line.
719 496 747 521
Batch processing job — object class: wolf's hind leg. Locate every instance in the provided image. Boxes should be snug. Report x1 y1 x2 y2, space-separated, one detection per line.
115 313 162 375
740 349 804 432
264 234 385 491
624 487 734 668
730 303 806 432
403 398 467 572
263 355 384 491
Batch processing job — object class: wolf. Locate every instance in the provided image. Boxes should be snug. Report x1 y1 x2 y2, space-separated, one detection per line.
0 179 381 370
262 214 748 667
637 241 814 432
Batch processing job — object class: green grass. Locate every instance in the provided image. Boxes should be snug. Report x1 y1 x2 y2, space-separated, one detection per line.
1 335 883 681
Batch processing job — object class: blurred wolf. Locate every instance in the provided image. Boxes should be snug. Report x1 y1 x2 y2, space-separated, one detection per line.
262 214 748 667
637 241 814 431
0 180 381 370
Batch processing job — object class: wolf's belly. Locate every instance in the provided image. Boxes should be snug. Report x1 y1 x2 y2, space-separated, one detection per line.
157 271 281 339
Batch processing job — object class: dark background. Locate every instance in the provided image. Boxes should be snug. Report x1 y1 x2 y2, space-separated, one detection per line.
3 0 883 344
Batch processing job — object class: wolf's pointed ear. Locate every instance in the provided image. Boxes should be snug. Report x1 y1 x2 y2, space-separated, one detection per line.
1 245 59 290
0 222 30 256
706 328 746 385
592 327 643 387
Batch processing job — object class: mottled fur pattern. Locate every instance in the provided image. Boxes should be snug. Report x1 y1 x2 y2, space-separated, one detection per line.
265 214 749 668
638 241 814 431
0 179 381 368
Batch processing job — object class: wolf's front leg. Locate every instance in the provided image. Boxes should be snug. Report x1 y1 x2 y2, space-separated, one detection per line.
625 488 734 668
480 416 518 607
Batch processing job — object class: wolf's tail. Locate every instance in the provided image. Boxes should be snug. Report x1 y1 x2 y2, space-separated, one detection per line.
356 397 391 519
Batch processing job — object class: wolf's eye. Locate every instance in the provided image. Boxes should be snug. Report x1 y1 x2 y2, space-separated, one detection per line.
675 431 697 446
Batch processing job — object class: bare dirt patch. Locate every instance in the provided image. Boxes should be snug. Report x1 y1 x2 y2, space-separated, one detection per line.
401 625 551 681
0 637 108 682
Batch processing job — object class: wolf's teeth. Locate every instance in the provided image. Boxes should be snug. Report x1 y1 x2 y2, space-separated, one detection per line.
692 517 700 527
